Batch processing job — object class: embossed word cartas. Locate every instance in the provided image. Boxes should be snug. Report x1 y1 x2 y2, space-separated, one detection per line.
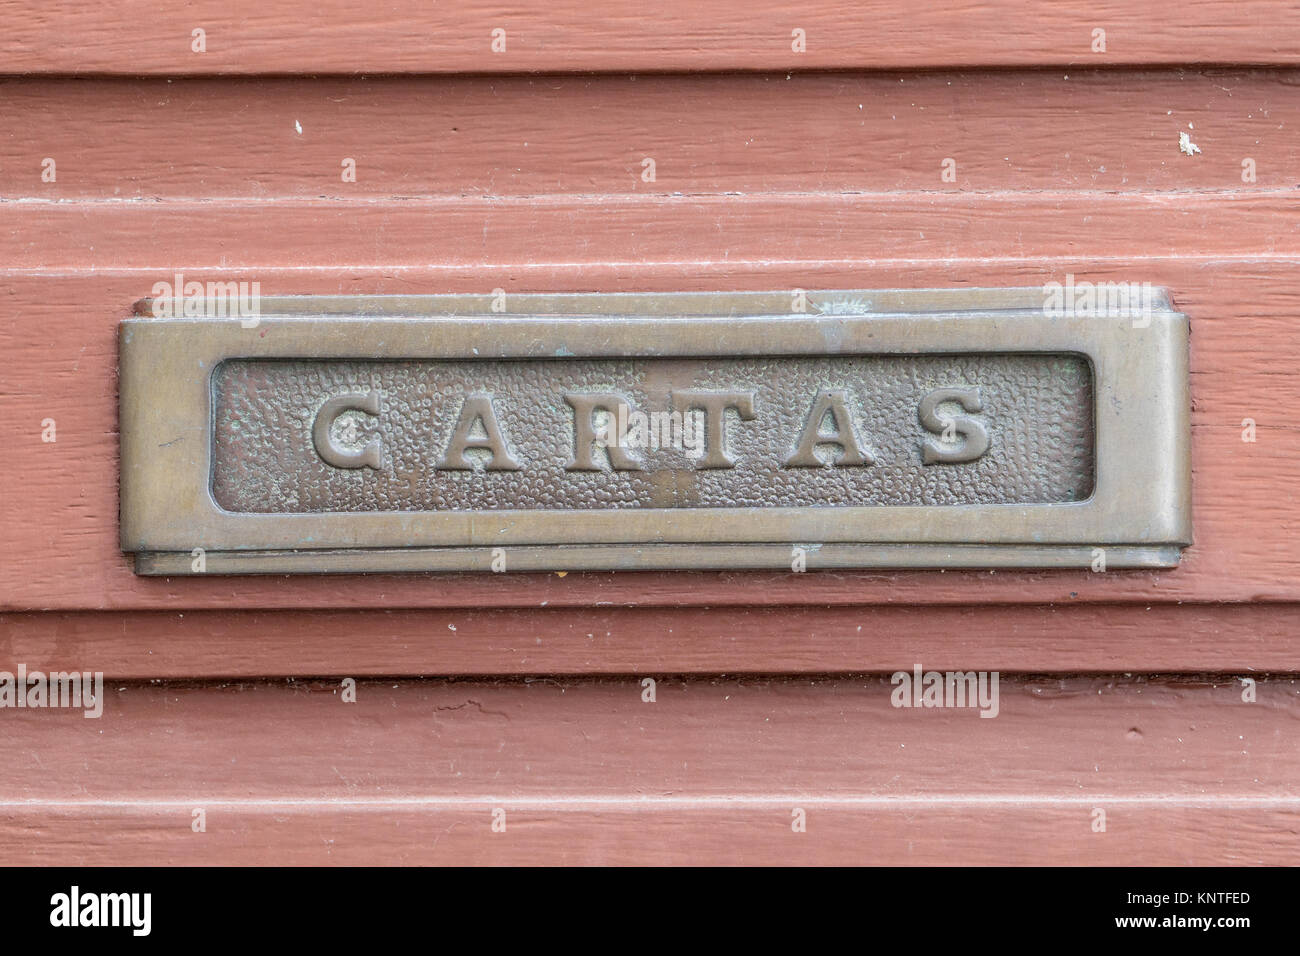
119 289 1191 574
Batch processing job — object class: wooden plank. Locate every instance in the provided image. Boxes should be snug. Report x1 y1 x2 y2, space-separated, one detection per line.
15 675 1288 799
0 1 1297 74
1 676 1295 864
2 604 1298 678
1 70 1294 198
1 254 1296 611
4 804 1294 865
3 192 1300 270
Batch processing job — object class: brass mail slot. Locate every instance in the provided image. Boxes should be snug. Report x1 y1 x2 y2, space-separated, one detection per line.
119 289 1191 574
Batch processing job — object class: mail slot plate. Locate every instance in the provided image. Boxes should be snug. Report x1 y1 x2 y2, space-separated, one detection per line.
119 289 1191 574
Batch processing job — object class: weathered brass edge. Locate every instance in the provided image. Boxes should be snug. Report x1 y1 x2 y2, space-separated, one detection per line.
119 288 1191 574
135 544 1183 575
131 287 1175 318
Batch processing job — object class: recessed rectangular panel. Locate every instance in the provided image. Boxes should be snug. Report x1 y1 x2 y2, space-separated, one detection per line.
118 289 1190 573
210 355 1094 514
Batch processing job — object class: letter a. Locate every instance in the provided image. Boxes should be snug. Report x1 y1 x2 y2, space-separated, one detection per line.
438 394 521 470
784 390 872 467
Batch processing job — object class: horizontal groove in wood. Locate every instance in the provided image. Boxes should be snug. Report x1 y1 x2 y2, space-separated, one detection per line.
1 2 1297 74
2 605 1298 678
2 675 1295 863
1 257 1295 611
1 70 1295 198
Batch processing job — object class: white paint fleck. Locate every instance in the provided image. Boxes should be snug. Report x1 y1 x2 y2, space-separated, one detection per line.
294 120 302 134
1178 131 1201 156
814 297 873 315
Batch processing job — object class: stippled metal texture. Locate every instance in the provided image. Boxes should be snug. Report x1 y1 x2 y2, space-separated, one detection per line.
212 355 1094 513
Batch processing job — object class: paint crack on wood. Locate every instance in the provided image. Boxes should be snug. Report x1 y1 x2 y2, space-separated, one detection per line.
433 699 511 720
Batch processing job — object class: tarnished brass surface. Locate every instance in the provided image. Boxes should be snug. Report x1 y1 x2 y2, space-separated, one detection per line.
119 289 1191 574
212 355 1094 513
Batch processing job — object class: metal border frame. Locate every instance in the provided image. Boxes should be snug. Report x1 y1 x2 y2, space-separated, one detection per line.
119 289 1191 573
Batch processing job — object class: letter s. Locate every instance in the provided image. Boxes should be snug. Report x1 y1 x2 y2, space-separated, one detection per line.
918 387 989 464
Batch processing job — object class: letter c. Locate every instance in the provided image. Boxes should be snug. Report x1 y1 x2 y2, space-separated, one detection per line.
312 391 382 469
